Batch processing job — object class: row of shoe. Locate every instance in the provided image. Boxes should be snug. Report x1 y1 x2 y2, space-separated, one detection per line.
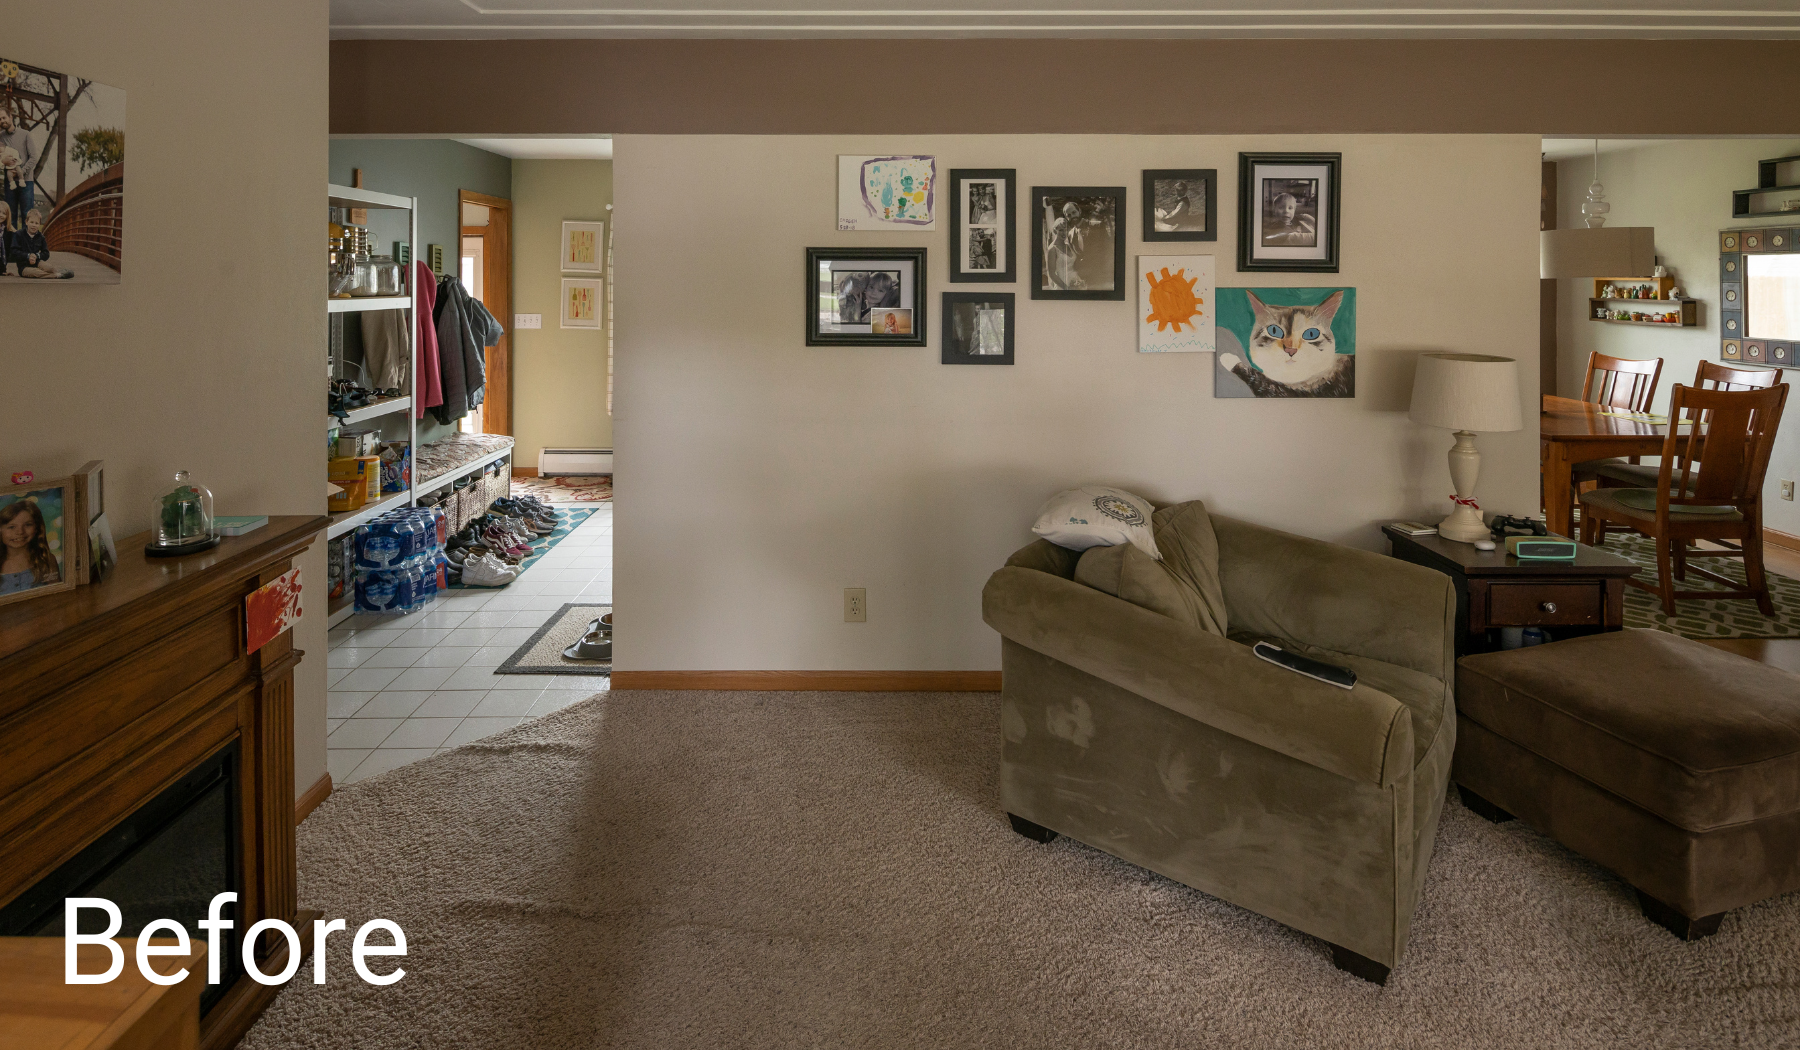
439 498 564 588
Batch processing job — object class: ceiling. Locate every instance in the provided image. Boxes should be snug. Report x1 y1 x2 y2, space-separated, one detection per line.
455 136 614 159
1539 138 1691 162
330 1 1800 39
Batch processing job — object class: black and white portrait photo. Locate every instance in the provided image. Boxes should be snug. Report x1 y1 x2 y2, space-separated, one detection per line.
968 227 997 271
1237 153 1340 273
833 269 901 324
1154 179 1205 233
968 181 997 225
1032 188 1125 300
1260 178 1318 247
941 292 1014 364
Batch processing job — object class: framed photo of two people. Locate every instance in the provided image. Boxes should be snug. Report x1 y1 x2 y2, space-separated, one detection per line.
1238 152 1341 273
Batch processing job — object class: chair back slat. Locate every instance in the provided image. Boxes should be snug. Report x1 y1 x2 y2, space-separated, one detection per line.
1581 351 1662 413
1695 360 1782 393
1659 383 1789 509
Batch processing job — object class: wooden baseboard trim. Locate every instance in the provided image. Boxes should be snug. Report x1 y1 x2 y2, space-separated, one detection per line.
295 772 332 825
1768 527 1800 553
610 670 1002 692
512 466 539 478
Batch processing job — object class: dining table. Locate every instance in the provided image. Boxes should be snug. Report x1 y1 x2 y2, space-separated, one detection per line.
1539 394 1694 539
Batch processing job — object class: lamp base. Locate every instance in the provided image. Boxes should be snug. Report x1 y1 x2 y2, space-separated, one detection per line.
1436 506 1491 543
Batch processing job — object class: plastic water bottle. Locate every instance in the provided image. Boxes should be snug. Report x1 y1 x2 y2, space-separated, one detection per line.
355 568 409 613
356 519 401 570
1521 627 1549 647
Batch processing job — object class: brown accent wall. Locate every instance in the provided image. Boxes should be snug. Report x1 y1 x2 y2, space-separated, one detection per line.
332 39 1800 136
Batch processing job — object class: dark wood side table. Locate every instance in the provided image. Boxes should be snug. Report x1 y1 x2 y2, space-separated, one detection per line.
1382 524 1642 656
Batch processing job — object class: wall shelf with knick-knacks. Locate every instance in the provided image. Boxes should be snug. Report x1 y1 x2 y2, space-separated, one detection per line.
1586 276 1699 327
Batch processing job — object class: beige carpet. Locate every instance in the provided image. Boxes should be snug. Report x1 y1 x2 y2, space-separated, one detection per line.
243 691 1800 1049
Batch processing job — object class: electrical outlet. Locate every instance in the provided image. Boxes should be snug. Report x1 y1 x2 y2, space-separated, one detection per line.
844 588 866 623
1782 479 1795 501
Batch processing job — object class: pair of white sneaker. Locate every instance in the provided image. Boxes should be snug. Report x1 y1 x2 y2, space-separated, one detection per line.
460 552 518 587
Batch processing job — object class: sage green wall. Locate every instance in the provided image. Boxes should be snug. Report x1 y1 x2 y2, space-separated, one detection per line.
511 159 615 469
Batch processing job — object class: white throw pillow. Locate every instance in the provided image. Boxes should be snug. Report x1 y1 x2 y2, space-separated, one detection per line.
1032 486 1162 561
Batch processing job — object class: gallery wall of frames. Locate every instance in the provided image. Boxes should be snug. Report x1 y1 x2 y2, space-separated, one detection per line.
815 150 1353 397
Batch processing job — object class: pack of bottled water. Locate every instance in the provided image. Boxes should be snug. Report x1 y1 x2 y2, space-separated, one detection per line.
353 506 451 614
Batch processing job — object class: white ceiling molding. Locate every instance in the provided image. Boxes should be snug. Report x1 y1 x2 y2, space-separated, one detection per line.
330 1 1800 38
455 136 615 159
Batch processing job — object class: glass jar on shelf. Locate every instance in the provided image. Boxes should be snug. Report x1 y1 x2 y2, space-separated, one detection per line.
145 470 221 556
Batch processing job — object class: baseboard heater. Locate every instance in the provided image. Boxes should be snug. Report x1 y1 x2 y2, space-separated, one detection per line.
539 447 613 475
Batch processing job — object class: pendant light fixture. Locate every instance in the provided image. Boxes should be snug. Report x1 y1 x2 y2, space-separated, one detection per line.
1541 138 1655 279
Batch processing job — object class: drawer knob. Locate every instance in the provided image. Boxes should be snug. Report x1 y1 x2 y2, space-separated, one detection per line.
1540 602 1558 613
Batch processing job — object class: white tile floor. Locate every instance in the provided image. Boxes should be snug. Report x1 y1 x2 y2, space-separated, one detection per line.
326 502 611 784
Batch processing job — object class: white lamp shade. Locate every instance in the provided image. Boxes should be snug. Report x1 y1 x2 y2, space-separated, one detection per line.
1409 353 1523 433
1540 227 1656 279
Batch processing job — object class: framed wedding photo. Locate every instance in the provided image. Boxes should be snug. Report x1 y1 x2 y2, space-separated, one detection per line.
806 247 928 347
0 475 87 608
1238 152 1341 273
949 168 1015 283
1142 169 1216 242
1031 186 1126 301
942 292 1014 365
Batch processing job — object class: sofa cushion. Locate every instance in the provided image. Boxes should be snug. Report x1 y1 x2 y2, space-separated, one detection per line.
1229 631 1445 767
1456 629 1800 832
1075 501 1227 636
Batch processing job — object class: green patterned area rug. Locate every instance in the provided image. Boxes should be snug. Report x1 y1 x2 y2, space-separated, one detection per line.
1593 529 1800 639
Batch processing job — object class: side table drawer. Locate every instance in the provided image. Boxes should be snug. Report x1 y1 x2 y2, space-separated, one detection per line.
1487 583 1603 626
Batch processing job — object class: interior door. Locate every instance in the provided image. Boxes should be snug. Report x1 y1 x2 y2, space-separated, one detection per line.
460 190 513 436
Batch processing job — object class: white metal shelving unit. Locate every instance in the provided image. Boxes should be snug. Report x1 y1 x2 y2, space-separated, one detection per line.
328 184 419 626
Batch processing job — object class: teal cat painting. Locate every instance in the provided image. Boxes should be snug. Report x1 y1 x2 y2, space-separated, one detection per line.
1212 287 1356 398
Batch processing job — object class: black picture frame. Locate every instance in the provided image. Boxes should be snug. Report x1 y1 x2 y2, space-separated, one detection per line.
1141 168 1217 242
805 246 928 347
949 168 1016 283
1237 152 1341 273
1031 186 1127 301
941 292 1015 365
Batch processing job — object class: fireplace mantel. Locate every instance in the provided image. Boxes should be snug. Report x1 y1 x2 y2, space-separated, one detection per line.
0 514 328 1050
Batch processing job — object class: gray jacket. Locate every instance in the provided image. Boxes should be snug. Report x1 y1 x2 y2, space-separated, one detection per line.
432 277 503 425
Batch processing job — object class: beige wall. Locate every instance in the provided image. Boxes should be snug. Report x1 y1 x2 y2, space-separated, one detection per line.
511 159 614 467
1555 138 1800 537
614 134 1542 672
10 1 330 791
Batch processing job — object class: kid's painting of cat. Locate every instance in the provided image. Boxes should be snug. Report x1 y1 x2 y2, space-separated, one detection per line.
1213 287 1356 398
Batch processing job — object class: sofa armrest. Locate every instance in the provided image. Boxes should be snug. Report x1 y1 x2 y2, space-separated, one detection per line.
983 566 1415 787
1212 515 1457 687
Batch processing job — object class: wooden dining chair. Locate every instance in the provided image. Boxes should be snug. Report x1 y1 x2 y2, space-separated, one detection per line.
1578 382 1788 617
1588 361 1783 488
1570 352 1665 536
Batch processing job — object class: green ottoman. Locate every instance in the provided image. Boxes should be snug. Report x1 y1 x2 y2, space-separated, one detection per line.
1454 629 1800 939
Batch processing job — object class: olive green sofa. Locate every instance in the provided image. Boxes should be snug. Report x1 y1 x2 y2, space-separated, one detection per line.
981 503 1458 983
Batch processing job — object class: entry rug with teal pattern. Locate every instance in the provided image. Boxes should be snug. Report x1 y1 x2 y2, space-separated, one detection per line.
448 507 595 589
1594 527 1800 639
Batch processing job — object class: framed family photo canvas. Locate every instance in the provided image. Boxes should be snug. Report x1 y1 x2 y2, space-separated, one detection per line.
942 292 1014 365
561 278 603 329
837 155 937 231
560 221 605 274
1142 169 1216 242
0 56 127 284
807 247 928 347
0 474 87 607
1031 186 1126 301
1238 153 1341 273
949 168 1015 283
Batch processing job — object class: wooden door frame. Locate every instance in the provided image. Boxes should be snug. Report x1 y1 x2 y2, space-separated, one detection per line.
460 189 512 436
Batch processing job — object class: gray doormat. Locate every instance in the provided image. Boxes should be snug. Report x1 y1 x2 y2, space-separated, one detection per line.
495 602 612 676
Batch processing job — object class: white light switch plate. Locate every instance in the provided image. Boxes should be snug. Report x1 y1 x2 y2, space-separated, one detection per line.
515 313 542 329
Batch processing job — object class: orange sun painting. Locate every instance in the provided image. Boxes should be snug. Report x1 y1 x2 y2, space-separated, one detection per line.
1144 266 1204 332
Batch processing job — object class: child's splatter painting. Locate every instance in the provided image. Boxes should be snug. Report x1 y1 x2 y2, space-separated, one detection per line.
838 155 937 231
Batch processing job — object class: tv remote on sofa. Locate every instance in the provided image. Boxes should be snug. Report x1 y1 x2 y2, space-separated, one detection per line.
1252 642 1357 690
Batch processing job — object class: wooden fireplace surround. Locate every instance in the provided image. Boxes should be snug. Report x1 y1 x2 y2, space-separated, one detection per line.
0 515 328 1050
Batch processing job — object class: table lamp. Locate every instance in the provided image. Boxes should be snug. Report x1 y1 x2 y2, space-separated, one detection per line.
1409 353 1523 543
